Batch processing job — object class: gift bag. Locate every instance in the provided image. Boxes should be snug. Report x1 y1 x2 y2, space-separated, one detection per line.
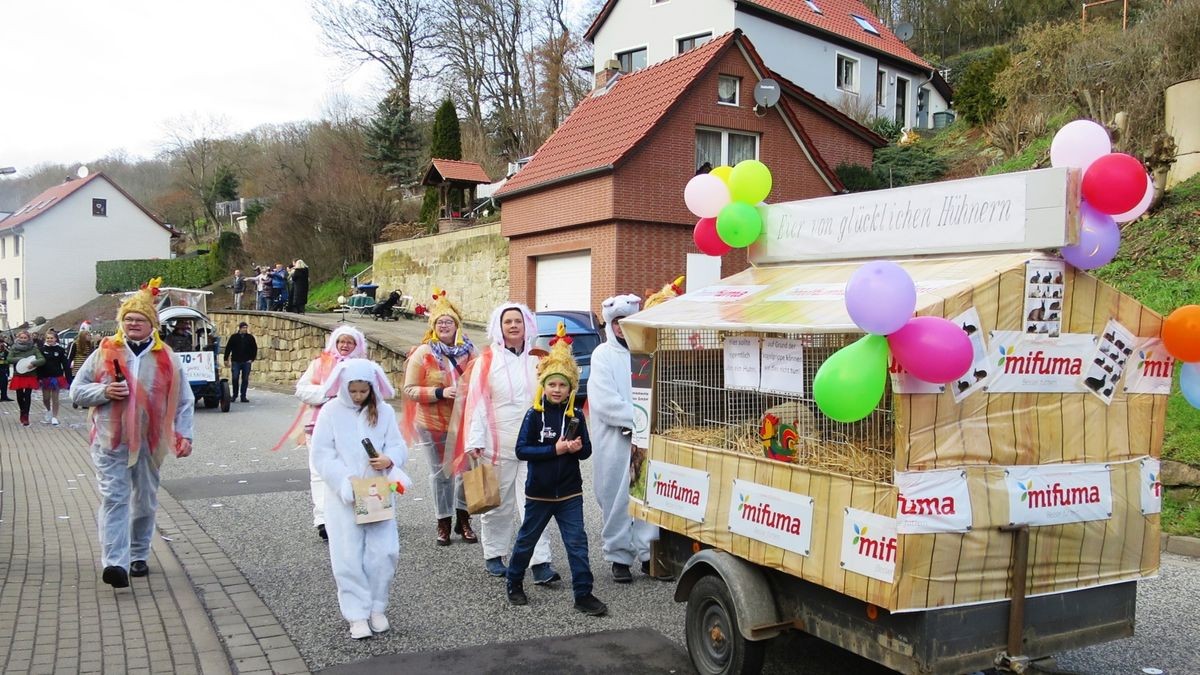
463 460 501 515
352 476 396 524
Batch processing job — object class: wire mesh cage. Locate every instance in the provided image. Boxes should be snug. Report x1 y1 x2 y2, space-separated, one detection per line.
654 329 895 483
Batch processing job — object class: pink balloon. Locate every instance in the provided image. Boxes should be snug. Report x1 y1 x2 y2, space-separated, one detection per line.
684 174 731 219
1050 120 1111 171
887 317 973 384
1112 173 1154 223
1082 153 1147 215
693 217 731 256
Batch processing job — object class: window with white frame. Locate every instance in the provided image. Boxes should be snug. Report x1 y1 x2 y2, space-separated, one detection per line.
876 69 886 105
678 33 711 54
837 54 858 93
696 128 759 170
717 75 740 106
617 48 647 73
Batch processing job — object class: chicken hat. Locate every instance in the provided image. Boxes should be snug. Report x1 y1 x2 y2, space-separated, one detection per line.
533 321 580 416
644 275 684 309
422 287 467 346
113 277 166 350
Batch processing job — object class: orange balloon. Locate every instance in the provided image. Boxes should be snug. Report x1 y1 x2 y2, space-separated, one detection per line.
1163 305 1200 362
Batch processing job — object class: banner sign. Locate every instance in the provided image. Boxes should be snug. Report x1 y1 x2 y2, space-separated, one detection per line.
1124 338 1175 396
646 460 710 523
1005 463 1113 527
723 336 760 390
985 332 1094 393
728 479 815 556
679 285 768 303
895 468 973 533
178 351 215 383
840 508 898 583
1140 457 1162 515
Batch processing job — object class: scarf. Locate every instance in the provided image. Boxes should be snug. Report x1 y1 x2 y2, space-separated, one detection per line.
429 336 475 368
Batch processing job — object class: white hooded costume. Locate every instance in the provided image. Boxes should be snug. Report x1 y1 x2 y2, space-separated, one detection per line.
590 294 658 567
295 325 369 527
310 358 412 622
464 302 553 565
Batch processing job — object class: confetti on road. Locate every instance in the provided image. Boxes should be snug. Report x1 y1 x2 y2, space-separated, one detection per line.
237 480 248 484
211 503 224 508
57 515 70 520
161 535 174 542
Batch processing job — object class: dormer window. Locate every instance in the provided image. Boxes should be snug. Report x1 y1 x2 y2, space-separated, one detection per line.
851 15 880 36
717 75 740 106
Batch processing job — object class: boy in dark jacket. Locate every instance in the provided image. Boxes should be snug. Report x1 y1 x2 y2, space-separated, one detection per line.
505 323 606 616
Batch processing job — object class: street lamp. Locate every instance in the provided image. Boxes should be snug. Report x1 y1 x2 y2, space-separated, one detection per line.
0 167 16 176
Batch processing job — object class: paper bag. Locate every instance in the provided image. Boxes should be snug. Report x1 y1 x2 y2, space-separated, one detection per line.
352 476 396 524
464 461 501 515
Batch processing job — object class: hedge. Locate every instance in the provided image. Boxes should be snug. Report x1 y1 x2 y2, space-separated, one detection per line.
96 257 213 293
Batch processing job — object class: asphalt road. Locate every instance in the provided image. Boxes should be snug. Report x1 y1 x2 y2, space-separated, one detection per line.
162 388 1200 674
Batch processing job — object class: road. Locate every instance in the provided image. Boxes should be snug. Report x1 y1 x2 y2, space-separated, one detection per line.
161 387 1200 674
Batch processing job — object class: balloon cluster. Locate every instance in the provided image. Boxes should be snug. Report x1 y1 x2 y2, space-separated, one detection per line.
1050 120 1155 270
685 160 773 255
1164 305 1200 410
812 262 973 423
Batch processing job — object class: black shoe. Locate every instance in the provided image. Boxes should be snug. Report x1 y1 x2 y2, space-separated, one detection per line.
574 594 608 616
641 559 674 581
102 566 129 588
130 560 149 577
611 562 633 583
240 397 249 403
317 524 328 541
507 584 528 606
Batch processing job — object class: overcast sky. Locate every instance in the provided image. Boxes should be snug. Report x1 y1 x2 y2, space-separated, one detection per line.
0 0 382 172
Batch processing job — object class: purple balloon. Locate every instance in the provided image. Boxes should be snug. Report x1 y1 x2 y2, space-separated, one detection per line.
845 261 917 335
1061 201 1120 270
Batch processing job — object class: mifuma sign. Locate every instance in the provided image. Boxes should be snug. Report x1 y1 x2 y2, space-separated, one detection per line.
1005 463 1113 527
840 508 898 584
894 468 973 533
645 460 709 523
727 479 815 556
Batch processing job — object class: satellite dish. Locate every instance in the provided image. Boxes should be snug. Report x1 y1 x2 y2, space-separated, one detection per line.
76 165 90 179
753 79 781 108
895 22 915 42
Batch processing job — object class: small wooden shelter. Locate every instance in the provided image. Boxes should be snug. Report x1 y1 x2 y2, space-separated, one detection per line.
420 158 492 223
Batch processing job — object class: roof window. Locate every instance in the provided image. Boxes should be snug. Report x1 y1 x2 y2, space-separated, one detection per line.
805 1 822 14
852 15 880 35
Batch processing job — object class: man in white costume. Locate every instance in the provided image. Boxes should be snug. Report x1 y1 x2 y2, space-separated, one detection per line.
463 303 560 583
589 294 661 583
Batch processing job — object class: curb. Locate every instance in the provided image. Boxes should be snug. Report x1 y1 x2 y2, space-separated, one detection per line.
1161 534 1200 558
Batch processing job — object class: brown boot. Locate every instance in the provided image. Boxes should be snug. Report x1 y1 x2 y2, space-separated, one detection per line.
436 517 452 546
455 509 478 543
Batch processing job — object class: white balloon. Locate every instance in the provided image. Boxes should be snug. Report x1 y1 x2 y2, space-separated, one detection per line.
1112 173 1155 223
684 173 731 219
1050 120 1112 171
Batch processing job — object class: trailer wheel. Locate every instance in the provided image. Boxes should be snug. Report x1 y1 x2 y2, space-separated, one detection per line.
686 575 766 675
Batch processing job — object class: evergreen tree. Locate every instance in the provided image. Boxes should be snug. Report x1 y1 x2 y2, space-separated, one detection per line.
365 88 422 185
430 99 462 161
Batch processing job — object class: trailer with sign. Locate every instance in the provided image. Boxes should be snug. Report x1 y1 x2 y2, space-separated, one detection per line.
156 290 231 412
623 168 1166 675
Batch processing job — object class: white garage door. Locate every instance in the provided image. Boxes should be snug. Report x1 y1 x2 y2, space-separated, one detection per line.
535 251 591 311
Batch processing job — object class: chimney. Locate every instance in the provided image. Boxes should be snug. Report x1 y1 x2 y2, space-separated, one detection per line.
594 59 622 91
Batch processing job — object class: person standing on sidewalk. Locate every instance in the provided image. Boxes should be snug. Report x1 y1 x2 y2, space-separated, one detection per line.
36 328 71 426
6 330 45 426
70 278 194 589
67 322 97 376
0 336 12 402
231 269 247 310
289 260 310 313
223 322 258 403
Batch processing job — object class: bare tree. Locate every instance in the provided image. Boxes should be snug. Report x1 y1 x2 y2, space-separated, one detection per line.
159 115 237 237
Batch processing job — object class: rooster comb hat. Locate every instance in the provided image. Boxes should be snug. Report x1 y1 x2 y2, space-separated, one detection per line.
422 287 466 345
533 321 580 416
113 277 165 350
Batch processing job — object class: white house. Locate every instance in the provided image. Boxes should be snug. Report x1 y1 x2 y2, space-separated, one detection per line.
0 172 173 328
585 0 952 130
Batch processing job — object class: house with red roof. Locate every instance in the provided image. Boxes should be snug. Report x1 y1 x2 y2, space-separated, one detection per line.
586 0 951 130
0 172 173 328
494 30 884 313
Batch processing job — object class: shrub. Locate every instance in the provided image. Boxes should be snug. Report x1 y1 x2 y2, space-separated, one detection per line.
869 117 904 143
96 257 213 293
871 145 948 188
955 48 1010 126
835 163 882 192
206 231 245 282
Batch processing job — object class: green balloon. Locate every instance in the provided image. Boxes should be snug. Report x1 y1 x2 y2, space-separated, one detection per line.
716 202 763 247
812 335 890 423
729 159 772 204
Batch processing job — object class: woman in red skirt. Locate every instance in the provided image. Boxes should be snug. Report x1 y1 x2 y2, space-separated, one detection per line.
37 329 71 426
5 330 45 426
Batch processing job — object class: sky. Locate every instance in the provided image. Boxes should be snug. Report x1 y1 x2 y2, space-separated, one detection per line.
0 0 382 172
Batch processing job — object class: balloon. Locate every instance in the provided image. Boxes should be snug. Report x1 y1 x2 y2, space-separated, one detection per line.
716 202 763 247
1181 363 1200 410
887 316 973 384
684 173 731 219
1082 153 1148 215
1060 201 1120 270
710 165 733 184
812 335 890 423
728 160 773 204
1050 120 1111 171
844 261 917 335
1113 173 1154 223
1163 305 1200 363
693 217 731 256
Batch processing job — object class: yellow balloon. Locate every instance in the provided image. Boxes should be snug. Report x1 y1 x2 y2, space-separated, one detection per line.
710 165 733 185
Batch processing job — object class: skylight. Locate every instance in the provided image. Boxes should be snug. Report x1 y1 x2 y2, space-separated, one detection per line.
805 0 822 14
852 15 880 35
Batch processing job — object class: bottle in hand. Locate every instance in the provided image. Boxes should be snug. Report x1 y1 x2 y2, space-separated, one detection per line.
113 359 126 382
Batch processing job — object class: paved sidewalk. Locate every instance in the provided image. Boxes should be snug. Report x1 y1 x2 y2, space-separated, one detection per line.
0 402 307 675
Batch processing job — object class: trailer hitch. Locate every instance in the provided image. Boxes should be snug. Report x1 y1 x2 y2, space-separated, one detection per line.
996 524 1031 673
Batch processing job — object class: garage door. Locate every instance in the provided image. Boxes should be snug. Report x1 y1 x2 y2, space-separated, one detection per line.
535 251 591 311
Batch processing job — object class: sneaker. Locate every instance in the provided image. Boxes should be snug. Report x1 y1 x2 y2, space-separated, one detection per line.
507 583 528 606
574 594 608 616
51 417 60 427
42 411 52 424
102 566 129 589
532 563 562 585
641 559 675 581
349 620 372 639
611 562 633 583
485 557 507 577
368 612 389 633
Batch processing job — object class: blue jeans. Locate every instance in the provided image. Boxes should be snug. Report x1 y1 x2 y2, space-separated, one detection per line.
230 361 251 398
256 292 268 311
93 445 160 569
507 495 593 599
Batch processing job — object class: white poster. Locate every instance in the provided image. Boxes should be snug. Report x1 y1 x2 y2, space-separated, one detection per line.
889 355 945 394
723 336 760 391
631 387 652 449
840 508 898 584
680 285 768 303
986 332 1095 393
766 283 844 303
178 351 215 382
1140 457 1163 515
728 479 815 556
1022 259 1066 337
1080 319 1136 404
895 469 973 533
950 307 991 402
646 460 710 523
1124 338 1175 396
1005 463 1113 527
760 338 805 396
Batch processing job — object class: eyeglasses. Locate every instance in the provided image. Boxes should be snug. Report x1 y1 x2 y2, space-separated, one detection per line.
435 319 457 327
123 317 151 325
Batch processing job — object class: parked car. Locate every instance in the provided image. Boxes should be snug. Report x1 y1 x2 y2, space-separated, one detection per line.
534 310 604 403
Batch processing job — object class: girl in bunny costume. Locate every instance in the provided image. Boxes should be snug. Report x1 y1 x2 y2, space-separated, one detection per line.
310 358 412 640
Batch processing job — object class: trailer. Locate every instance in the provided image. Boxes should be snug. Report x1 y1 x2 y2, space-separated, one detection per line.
622 169 1166 674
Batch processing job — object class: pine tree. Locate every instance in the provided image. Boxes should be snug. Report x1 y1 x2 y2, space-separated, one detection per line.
430 99 462 161
365 88 422 185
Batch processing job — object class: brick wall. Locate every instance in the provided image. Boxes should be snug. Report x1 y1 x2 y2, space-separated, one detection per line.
499 175 615 238
372 223 508 325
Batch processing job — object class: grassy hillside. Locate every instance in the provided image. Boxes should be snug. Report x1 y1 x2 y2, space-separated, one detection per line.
306 263 370 312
